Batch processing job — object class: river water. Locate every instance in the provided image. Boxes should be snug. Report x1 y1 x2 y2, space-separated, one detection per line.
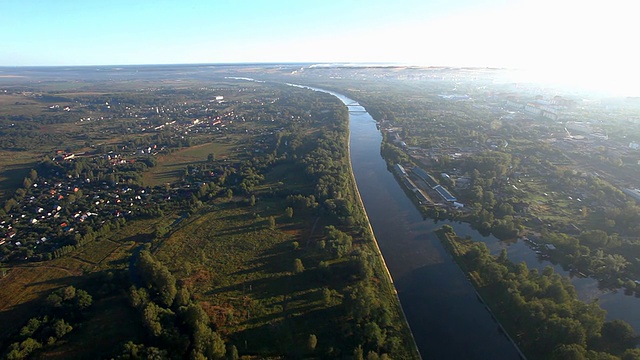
289 86 521 359
288 84 640 358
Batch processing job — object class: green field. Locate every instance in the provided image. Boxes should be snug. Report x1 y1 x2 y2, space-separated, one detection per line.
143 141 236 186
0 156 35 200
36 294 145 360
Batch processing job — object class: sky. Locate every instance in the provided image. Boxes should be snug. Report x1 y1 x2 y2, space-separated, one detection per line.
1 0 639 94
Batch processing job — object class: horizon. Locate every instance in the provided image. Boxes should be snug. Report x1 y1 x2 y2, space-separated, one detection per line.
2 0 638 95
1 61 637 98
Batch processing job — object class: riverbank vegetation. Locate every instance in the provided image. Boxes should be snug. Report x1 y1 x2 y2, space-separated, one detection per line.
438 225 639 360
273 67 640 358
0 74 417 359
297 71 640 293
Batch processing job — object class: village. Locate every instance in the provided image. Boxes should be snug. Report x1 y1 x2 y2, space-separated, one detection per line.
0 87 291 263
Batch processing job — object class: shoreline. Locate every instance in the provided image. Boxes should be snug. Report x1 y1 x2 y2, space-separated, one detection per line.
288 82 422 359
345 112 422 360
436 228 527 360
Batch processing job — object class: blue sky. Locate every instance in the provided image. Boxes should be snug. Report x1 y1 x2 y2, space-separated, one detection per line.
1 0 458 66
1 0 638 94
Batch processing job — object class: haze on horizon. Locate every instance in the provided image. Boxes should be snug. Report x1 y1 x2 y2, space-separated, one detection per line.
1 0 638 96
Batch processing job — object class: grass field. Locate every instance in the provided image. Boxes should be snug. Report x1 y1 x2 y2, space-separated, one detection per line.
0 217 163 339
74 239 122 265
143 140 237 186
0 94 45 117
36 294 145 360
0 266 78 338
153 199 340 347
262 162 311 194
0 154 36 200
156 201 302 297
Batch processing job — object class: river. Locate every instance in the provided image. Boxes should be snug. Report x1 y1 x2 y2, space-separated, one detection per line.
287 83 640 358
289 86 521 359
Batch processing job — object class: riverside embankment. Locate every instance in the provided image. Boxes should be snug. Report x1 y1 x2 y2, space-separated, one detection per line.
303 86 523 359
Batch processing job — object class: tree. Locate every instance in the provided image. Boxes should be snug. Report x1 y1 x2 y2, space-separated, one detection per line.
53 319 73 338
137 251 177 307
129 286 150 308
143 302 163 337
193 323 226 359
367 351 380 360
364 322 385 350
207 153 215 163
285 207 293 219
8 338 42 360
552 344 587 360
293 258 305 274
183 303 210 331
45 293 63 309
349 282 376 321
497 248 508 263
268 216 276 230
227 345 239 360
353 345 364 360
175 287 191 307
622 348 640 360
322 287 332 306
62 285 76 301
600 320 639 354
19 318 41 338
75 289 93 310
308 334 317 352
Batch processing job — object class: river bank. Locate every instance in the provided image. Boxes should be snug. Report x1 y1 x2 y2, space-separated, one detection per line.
289 83 421 359
346 109 421 360
312 86 523 359
437 226 638 358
